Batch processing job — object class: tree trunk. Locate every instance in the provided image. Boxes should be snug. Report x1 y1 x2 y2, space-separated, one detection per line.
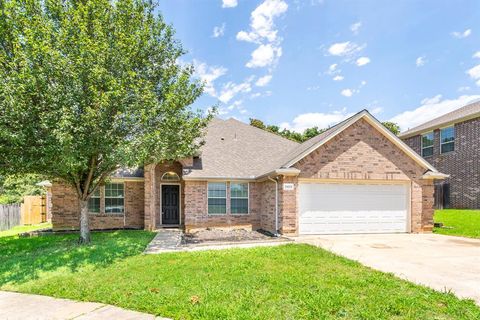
79 199 91 244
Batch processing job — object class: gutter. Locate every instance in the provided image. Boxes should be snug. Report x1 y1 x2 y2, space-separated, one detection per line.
268 176 279 237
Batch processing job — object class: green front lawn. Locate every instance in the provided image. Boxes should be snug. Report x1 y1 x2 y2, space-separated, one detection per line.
1 231 479 319
434 209 480 239
0 222 52 238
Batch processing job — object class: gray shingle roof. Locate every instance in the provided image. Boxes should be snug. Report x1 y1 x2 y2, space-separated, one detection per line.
112 167 144 178
399 100 480 138
183 118 299 179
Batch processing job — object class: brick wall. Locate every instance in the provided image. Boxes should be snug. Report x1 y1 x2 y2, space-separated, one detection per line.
403 118 480 209
259 180 278 234
183 181 261 231
51 181 144 230
289 118 434 233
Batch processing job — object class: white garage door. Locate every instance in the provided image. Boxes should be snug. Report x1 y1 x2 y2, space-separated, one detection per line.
299 182 409 235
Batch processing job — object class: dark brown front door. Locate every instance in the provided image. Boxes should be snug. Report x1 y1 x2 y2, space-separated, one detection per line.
162 185 180 225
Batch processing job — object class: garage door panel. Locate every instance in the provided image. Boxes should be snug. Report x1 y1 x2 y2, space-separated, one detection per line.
299 183 409 235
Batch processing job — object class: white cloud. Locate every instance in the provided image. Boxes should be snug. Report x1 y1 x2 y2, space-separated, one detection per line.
246 43 282 68
238 0 287 69
328 41 365 56
390 95 480 131
193 60 228 97
212 23 226 38
236 0 288 44
341 89 354 97
255 74 272 86
451 28 472 39
371 107 383 115
350 22 362 35
280 108 354 132
356 56 370 66
467 64 480 85
458 86 471 92
333 75 344 81
327 63 338 74
473 51 480 59
416 56 426 67
421 94 442 105
222 0 238 8
218 78 254 103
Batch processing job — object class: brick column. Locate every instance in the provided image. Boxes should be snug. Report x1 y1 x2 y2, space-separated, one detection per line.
144 163 156 230
279 175 299 236
421 179 435 232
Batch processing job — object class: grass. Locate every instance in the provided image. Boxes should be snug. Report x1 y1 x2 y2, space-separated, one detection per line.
1 231 479 319
434 209 480 239
0 222 52 238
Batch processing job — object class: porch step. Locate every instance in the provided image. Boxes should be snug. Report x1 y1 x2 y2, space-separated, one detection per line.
144 229 182 254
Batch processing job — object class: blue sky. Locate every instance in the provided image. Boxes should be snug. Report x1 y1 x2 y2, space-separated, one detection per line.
158 0 480 132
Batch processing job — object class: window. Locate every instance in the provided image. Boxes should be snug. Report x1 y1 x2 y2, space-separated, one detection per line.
161 172 180 181
105 183 124 213
208 182 226 214
230 183 249 214
88 188 100 213
421 132 434 157
440 126 455 153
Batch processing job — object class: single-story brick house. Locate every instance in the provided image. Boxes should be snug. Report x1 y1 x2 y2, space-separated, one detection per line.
51 110 447 235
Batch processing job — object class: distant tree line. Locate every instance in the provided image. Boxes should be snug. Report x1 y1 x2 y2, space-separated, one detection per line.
249 118 401 143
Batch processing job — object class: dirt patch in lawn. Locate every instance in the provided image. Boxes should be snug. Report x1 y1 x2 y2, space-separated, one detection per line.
183 228 285 245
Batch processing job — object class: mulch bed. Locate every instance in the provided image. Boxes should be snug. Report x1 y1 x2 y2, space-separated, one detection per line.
182 228 281 245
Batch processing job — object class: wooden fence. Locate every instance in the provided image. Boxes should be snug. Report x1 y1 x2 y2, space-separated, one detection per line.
21 195 47 225
0 204 21 231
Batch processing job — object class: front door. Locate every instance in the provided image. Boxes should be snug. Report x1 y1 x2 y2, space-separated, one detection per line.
162 185 180 225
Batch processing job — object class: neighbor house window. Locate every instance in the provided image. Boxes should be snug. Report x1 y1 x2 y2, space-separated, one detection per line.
105 183 124 214
230 183 249 214
208 182 226 214
440 126 455 153
421 132 434 157
88 188 100 213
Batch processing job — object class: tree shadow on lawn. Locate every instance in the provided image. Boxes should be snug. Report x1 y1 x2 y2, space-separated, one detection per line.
0 230 154 286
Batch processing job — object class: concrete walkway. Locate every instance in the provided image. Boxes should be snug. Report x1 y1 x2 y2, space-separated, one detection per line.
0 291 169 320
144 229 183 253
294 233 480 304
144 229 291 254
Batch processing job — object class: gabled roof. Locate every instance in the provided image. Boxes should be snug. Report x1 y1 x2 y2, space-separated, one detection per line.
183 118 299 180
280 110 440 173
399 100 480 138
184 111 443 180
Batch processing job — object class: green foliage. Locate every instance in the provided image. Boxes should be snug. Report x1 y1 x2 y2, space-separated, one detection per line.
250 117 401 142
0 174 46 204
382 121 401 135
434 209 480 239
2 237 479 319
250 118 325 143
0 0 211 202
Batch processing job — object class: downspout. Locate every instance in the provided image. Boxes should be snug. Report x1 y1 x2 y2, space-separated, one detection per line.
268 176 279 237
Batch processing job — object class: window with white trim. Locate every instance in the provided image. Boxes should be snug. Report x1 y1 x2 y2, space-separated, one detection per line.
88 188 100 213
105 183 124 214
230 182 249 214
440 126 455 154
421 132 434 157
208 182 226 214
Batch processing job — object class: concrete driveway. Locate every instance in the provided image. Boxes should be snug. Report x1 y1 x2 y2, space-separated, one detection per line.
294 233 480 304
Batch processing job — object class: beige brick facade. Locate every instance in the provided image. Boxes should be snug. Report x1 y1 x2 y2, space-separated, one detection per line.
51 181 144 231
286 118 434 234
51 118 436 234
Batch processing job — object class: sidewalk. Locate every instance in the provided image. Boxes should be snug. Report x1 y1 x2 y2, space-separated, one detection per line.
0 291 170 320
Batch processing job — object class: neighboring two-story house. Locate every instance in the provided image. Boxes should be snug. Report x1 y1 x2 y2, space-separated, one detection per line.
400 101 480 209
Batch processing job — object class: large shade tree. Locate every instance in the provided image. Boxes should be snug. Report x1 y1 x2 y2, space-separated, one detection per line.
0 0 212 243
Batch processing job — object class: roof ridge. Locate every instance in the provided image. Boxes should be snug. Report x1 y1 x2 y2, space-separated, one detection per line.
225 117 300 145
